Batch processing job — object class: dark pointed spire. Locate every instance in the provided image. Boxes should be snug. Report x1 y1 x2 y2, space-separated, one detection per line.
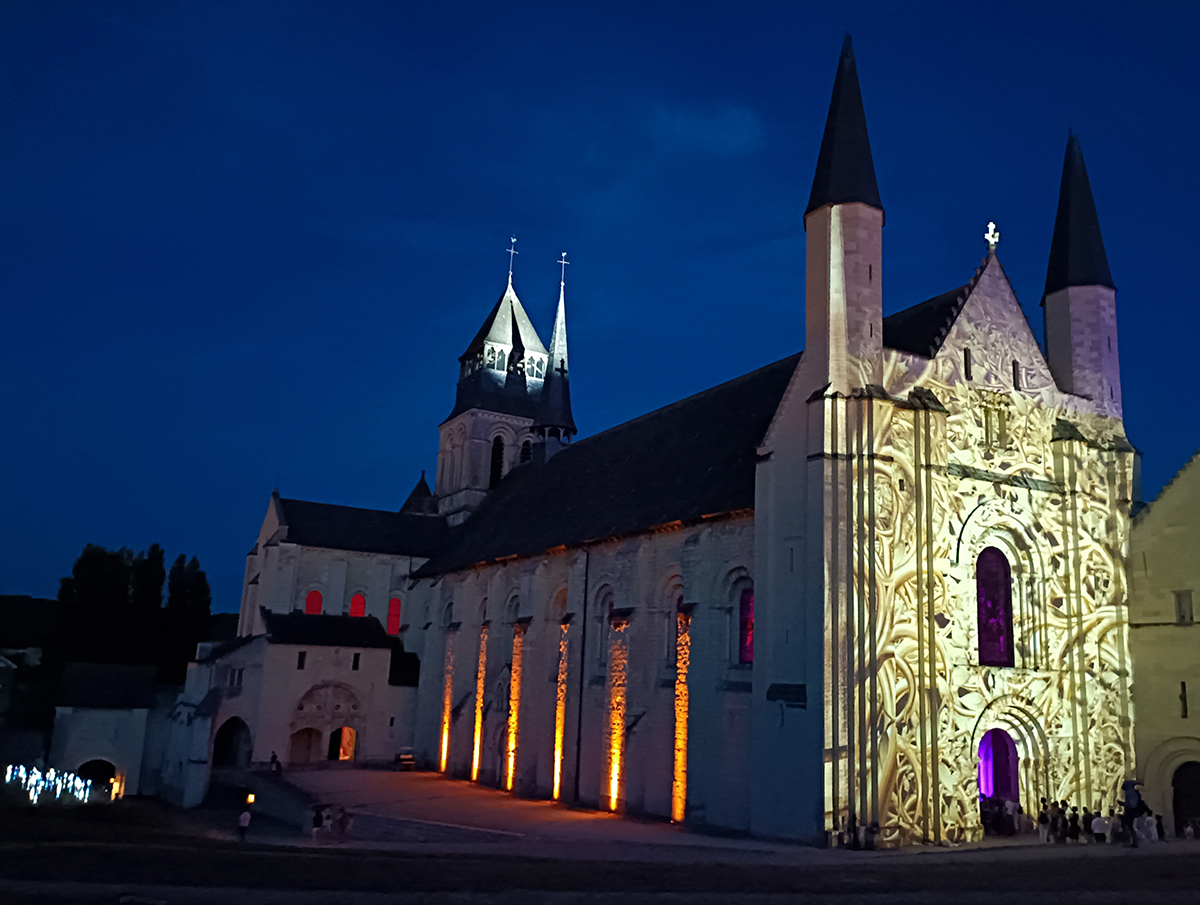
805 35 882 217
533 277 576 437
1043 132 1115 300
400 471 439 515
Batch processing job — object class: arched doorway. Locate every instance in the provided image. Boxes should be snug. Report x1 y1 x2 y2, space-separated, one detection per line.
978 728 1019 834
213 717 253 768
288 728 322 765
327 726 356 761
77 759 117 800
1173 761 1200 837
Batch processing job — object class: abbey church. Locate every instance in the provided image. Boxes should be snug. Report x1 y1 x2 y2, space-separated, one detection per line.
207 39 1136 846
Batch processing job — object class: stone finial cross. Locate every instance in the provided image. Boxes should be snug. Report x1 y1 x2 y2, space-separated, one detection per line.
507 237 519 278
556 358 567 378
558 252 569 284
984 222 1000 251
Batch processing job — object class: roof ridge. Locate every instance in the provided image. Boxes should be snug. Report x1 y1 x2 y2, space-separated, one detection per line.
566 352 804 452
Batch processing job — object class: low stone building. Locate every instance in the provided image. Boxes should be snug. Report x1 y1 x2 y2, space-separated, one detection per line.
1130 451 1200 836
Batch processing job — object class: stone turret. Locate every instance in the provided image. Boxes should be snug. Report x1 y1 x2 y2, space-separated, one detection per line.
1042 132 1121 418
803 35 884 394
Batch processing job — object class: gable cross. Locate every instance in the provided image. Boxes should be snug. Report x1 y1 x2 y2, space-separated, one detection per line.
507 236 518 278
558 252 569 284
984 221 1000 251
555 358 567 378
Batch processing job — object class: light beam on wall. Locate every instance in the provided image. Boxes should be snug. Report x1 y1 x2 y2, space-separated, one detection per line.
553 623 569 800
505 625 525 791
607 620 628 812
439 635 455 773
672 610 691 823
471 625 489 782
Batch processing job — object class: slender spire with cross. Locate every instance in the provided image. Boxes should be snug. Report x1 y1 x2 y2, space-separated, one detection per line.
507 236 519 281
558 251 569 286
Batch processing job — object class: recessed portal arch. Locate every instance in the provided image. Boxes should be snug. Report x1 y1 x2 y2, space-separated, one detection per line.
213 717 253 768
1175 762 1200 838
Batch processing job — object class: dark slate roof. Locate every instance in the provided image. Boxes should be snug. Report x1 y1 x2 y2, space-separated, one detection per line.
278 495 445 558
262 610 395 649
1043 132 1115 300
881 283 970 358
400 473 439 516
416 352 802 576
805 35 882 217
57 663 168 709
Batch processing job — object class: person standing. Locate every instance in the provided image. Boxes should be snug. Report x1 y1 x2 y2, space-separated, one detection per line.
238 808 251 843
1091 810 1108 843
1038 803 1050 843
312 807 324 844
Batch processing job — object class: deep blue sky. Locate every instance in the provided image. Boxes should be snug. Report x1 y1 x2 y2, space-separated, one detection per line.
4 2 1198 612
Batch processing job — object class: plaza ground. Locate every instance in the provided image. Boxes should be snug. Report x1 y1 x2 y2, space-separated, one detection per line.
3 768 1200 903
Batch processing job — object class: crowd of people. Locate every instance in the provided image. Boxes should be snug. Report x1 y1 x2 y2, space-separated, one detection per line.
311 804 355 844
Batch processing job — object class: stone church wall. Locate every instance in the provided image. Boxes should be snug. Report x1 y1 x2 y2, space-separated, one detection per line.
407 514 757 830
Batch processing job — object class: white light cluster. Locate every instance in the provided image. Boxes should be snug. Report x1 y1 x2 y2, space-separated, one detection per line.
4 764 92 804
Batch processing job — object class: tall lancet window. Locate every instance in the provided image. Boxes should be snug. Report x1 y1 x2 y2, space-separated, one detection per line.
489 437 505 489
977 547 1014 667
738 587 754 664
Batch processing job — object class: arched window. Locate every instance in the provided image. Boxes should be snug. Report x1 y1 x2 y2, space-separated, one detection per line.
738 586 754 664
387 597 402 635
443 601 455 628
490 437 505 488
977 546 1014 667
486 347 496 369
520 440 532 464
349 593 366 618
496 349 507 372
305 590 323 615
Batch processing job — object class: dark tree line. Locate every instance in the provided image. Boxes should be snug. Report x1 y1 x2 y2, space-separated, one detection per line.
51 543 213 684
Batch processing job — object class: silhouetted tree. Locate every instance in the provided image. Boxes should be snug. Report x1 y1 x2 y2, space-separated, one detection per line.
161 554 212 683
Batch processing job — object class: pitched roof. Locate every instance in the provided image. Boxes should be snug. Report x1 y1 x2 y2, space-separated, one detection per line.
278 495 446 558
1043 132 1115 300
416 352 801 576
806 35 882 217
459 278 547 361
882 283 970 358
262 609 395 649
400 472 439 516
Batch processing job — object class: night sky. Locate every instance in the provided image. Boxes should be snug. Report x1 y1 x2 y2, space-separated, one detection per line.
4 2 1198 613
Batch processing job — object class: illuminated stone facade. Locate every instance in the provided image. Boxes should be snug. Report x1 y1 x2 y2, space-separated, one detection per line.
1129 452 1200 836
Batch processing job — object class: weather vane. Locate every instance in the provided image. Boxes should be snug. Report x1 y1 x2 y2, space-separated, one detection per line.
984 221 1000 251
507 236 518 279
558 251 569 285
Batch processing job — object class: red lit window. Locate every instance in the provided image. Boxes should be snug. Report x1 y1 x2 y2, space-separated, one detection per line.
350 593 366 618
305 590 323 615
387 597 402 635
738 588 754 664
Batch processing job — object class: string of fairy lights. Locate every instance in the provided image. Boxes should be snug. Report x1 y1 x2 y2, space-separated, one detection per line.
5 764 93 804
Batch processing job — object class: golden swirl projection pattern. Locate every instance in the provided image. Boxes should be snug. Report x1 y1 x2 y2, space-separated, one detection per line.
607 620 629 811
824 258 1135 845
672 610 691 823
505 625 525 791
471 625 489 782
553 623 569 801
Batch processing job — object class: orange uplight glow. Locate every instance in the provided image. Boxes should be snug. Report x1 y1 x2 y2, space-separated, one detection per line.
672 610 691 823
439 637 455 773
552 623 569 800
607 621 628 812
505 625 525 791
470 625 488 782
246 793 255 804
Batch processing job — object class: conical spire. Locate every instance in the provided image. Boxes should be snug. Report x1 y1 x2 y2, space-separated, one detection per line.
1043 132 1115 300
533 271 576 436
805 35 882 217
400 471 438 515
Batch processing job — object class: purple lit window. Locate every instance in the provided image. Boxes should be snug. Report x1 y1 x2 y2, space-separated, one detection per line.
738 588 754 664
977 547 1013 667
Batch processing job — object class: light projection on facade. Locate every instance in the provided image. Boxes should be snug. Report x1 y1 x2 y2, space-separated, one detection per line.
672 609 691 823
552 623 569 800
439 632 455 773
505 624 525 791
305 589 322 615
350 592 366 618
5 764 92 805
815 257 1136 845
607 618 629 812
738 588 754 663
471 625 489 782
